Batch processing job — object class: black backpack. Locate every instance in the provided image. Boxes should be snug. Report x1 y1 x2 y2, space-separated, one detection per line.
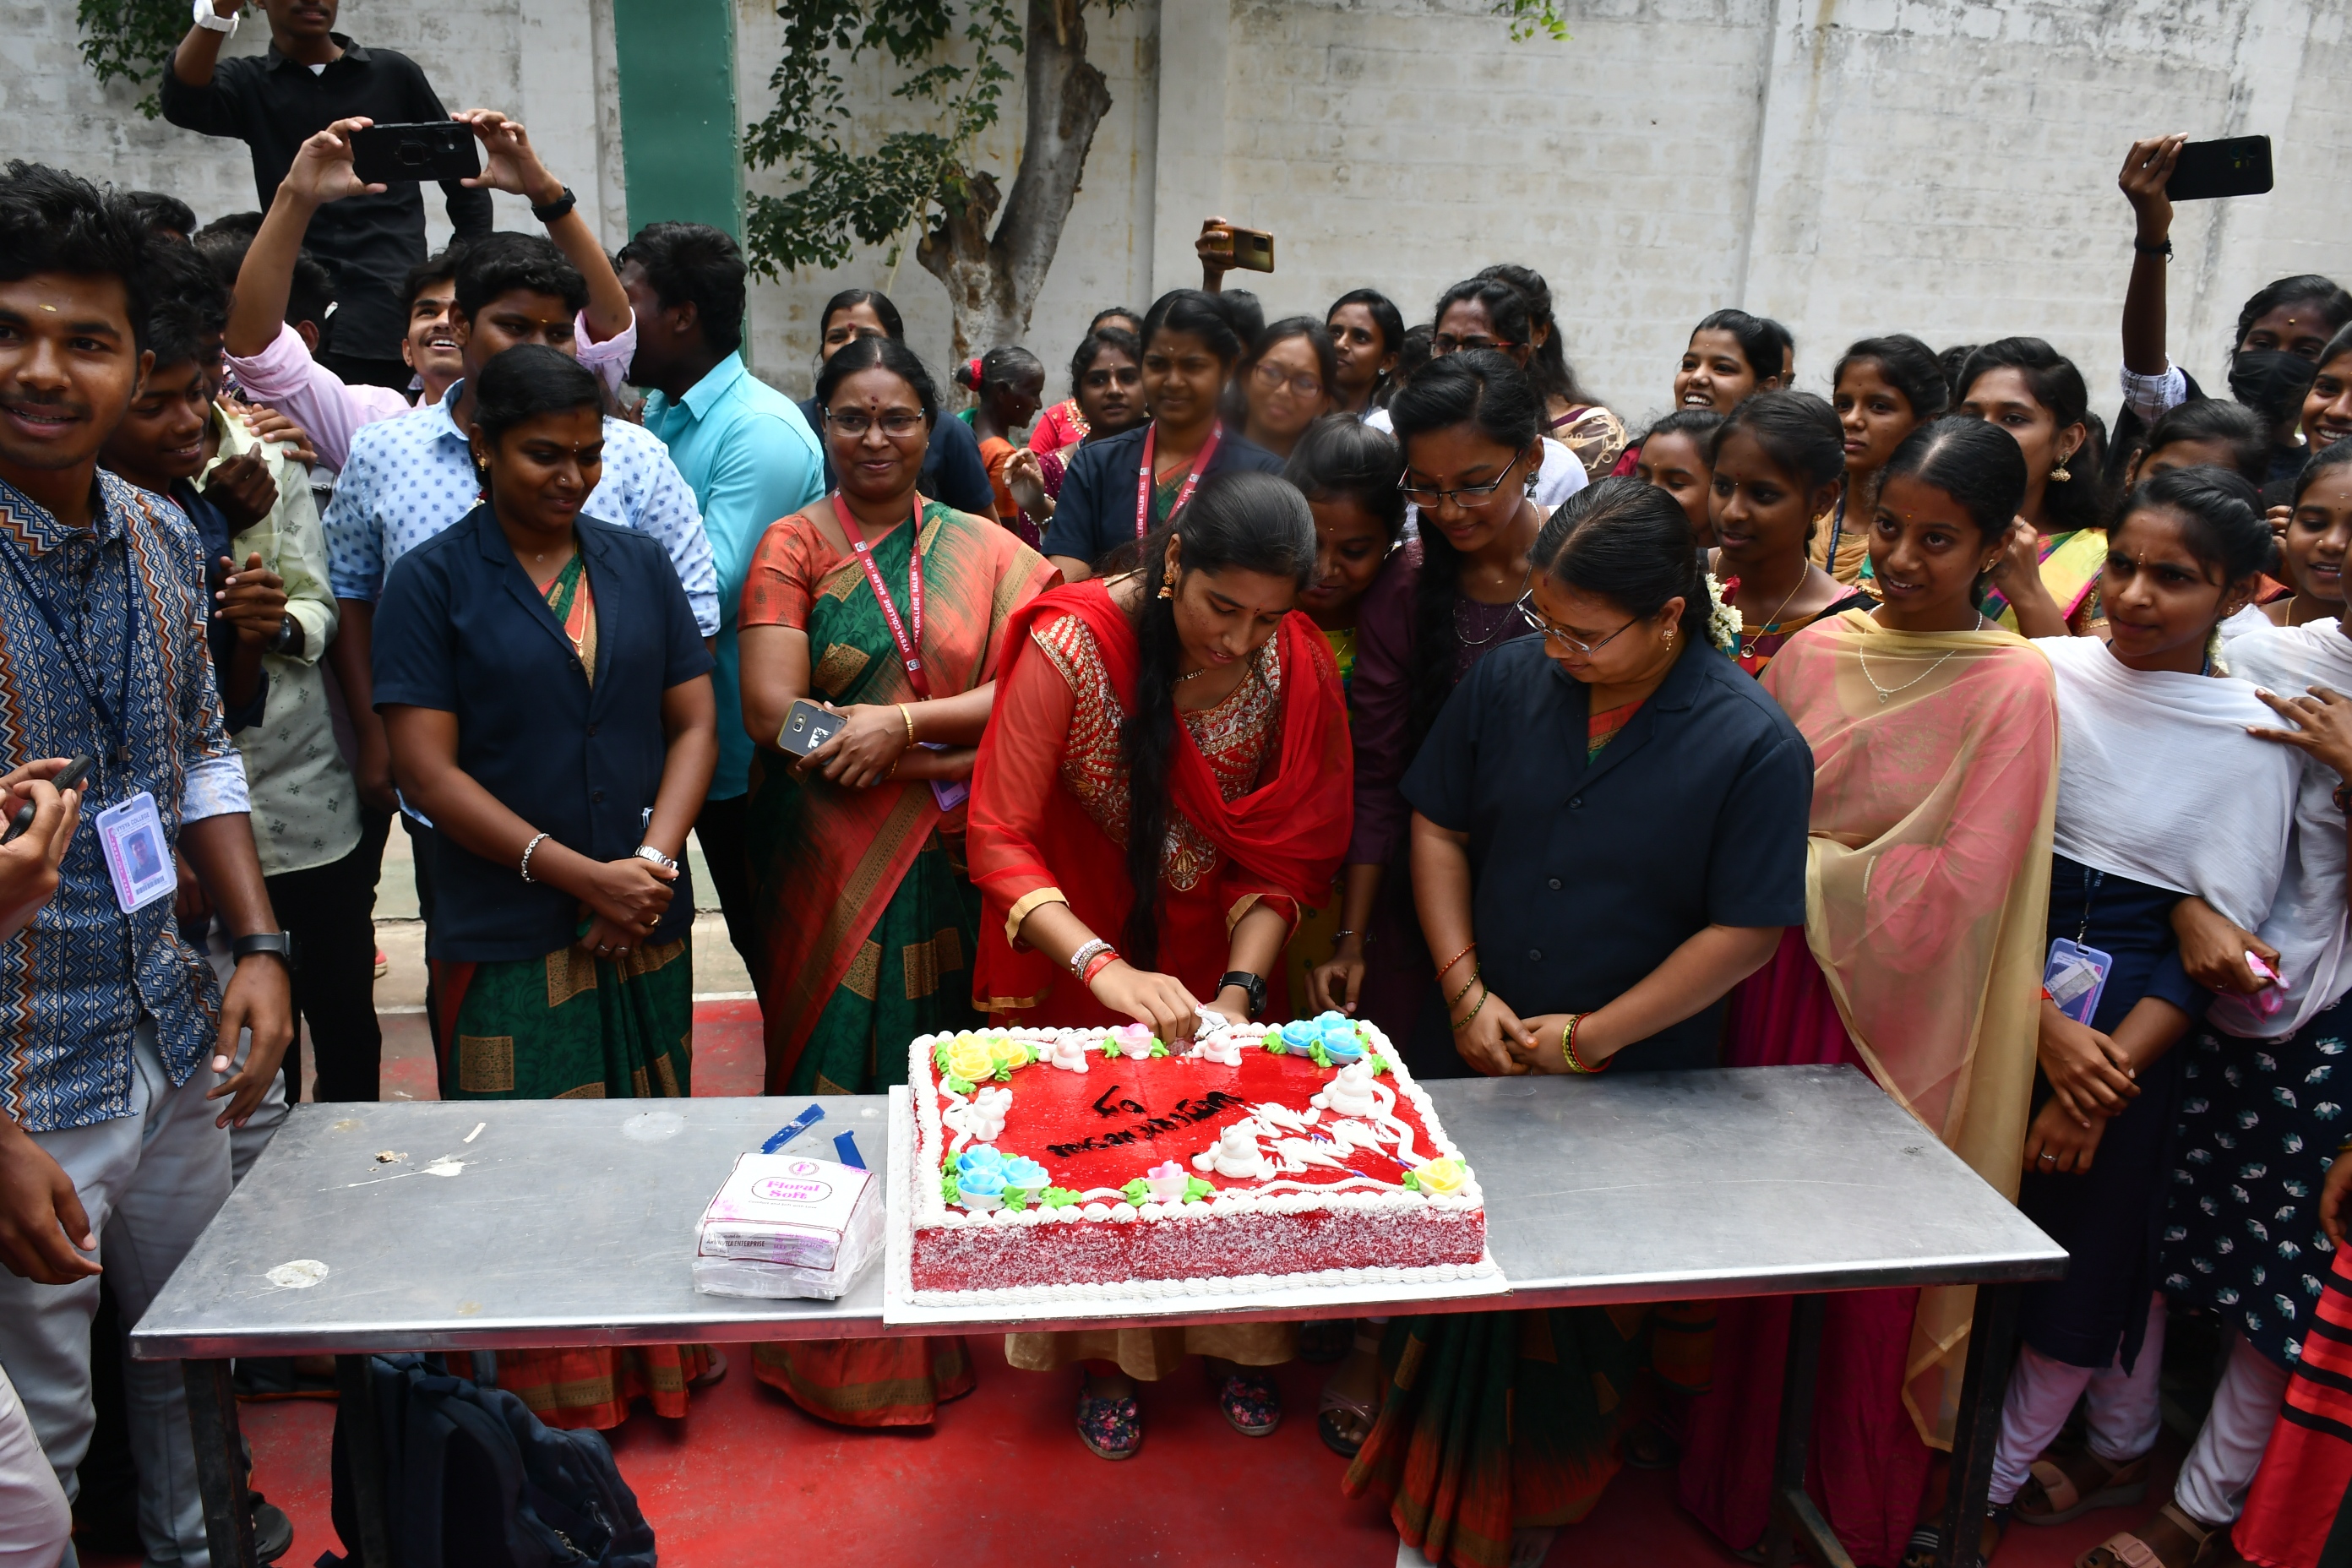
318 1354 657 1567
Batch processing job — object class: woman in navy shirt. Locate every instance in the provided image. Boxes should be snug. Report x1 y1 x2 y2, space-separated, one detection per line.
374 345 716 1429
1344 481 1810 1565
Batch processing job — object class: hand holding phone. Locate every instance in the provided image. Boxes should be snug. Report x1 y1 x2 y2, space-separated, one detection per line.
775 699 844 760
2166 135 2273 202
2 756 91 846
350 122 482 186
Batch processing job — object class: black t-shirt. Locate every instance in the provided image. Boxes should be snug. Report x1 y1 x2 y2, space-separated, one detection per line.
1402 637 1812 1070
1041 424 1288 569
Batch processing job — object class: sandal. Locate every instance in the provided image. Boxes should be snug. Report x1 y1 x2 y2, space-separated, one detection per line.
1217 1367 1282 1437
1075 1387 1142 1460
1318 1380 1376 1456
2017 1449 2151 1527
1901 1506 2009 1568
2078 1504 2212 1568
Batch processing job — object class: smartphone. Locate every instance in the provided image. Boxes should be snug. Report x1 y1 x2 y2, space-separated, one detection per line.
776 700 843 759
3 754 94 845
2167 136 2273 202
351 122 482 186
1211 225 1275 274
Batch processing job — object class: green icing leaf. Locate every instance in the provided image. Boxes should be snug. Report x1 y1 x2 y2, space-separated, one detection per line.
1038 1187 1081 1209
1100 1038 1119 1060
1002 1186 1030 1211
932 1041 953 1071
943 1074 975 1097
940 1169 961 1204
1264 1037 1287 1055
1400 1170 1420 1192
1308 1040 1333 1069
1148 1040 1170 1058
993 1064 1014 1081
1121 1178 1152 1205
1183 1177 1214 1203
1369 1056 1390 1076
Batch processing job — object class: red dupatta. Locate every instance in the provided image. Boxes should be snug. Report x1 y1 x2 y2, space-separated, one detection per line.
966 578 1352 1013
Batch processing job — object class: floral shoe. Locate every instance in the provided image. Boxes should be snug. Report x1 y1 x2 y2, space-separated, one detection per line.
1217 1367 1283 1437
1075 1387 1142 1460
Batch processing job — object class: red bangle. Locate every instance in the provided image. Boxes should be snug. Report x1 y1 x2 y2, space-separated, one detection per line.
1561 1014 1610 1075
1081 950 1117 986
1434 942 1477 981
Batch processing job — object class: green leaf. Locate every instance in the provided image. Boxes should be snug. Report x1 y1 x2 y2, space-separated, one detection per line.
1002 1186 1030 1211
1400 1170 1420 1192
1182 1177 1214 1203
1308 1040 1332 1069
994 1064 1013 1081
1147 1040 1169 1058
1369 1056 1391 1077
940 1168 961 1204
1120 1179 1151 1205
1101 1038 1119 1060
1039 1187 1082 1209
1493 0 1571 42
933 1041 954 1071
943 1074 974 1097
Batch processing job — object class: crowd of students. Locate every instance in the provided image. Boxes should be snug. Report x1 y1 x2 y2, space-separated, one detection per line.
0 52 2345 1568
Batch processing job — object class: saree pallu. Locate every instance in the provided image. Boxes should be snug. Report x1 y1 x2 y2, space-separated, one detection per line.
429 938 709 1429
2232 1241 2352 1568
1979 527 2107 634
1341 1309 1642 1568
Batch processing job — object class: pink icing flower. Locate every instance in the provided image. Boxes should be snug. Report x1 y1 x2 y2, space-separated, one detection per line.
1144 1159 1190 1202
1113 1022 1156 1059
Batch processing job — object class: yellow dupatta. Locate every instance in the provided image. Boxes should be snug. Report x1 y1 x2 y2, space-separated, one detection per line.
1983 528 2106 633
1759 610 2060 1446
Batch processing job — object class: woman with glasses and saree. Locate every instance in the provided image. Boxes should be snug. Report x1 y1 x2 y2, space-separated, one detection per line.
734 333 1058 1427
1341 478 1810 1568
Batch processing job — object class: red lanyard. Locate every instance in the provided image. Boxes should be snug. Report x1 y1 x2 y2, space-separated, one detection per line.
831 493 931 700
1134 422 1222 537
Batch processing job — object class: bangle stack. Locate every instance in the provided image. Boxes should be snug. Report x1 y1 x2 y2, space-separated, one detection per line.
519 831 549 884
1068 937 1118 987
1560 1013 1609 1075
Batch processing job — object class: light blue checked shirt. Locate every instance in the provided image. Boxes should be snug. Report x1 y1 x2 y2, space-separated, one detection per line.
322 381 720 634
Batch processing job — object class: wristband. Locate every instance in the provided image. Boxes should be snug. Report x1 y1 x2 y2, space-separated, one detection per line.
1081 950 1117 987
1067 937 1113 981
1444 967 1483 1010
531 185 579 225
192 0 239 35
2133 236 2174 260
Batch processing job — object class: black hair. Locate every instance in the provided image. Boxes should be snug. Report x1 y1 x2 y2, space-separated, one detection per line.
471 344 602 446
1477 264 1595 407
616 221 748 357
2135 399 2269 487
1121 471 1315 966
190 210 261 251
2115 466 2273 587
956 345 1043 395
819 287 905 343
1221 290 1264 353
401 243 465 312
189 225 335 332
140 239 229 372
2291 438 2352 507
1692 309 1794 385
1389 350 1544 748
1880 416 2029 560
1283 413 1407 543
1957 337 2107 532
1834 334 1949 424
1636 407 1727 449
1389 324 1434 400
1141 287 1247 368
453 232 588 319
812 333 940 427
1242 316 1338 398
125 190 197 240
1712 389 1845 493
0 162 155 351
1326 287 1407 406
2235 275 2352 355
2317 321 2352 378
1533 478 1713 650
1432 278 1533 356
1089 305 1141 332
1939 343 1979 403
1069 325 1141 393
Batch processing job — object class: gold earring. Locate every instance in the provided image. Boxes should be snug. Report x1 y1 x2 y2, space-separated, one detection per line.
1157 581 1174 600
2050 450 2073 483
1663 627 1676 646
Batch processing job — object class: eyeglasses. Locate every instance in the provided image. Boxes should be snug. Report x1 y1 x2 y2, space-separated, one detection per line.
1431 335 1519 355
1397 454 1526 509
1516 593 1637 655
825 408 926 438
1250 362 1325 400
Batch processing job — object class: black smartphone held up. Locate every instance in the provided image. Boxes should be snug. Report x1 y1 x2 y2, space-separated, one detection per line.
2167 135 2273 202
3 754 94 846
350 122 482 186
775 700 844 760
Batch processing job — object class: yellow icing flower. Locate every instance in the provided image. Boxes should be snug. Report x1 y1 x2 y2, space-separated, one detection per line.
945 1039 997 1083
1412 1158 1467 1195
988 1034 1028 1073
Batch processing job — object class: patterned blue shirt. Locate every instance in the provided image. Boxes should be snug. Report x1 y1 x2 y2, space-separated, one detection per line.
321 382 721 634
0 474 248 1131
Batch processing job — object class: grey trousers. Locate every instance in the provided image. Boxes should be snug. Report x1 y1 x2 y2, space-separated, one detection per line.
0 1022 232 1566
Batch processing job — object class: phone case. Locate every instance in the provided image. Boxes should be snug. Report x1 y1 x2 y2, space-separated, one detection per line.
2044 937 2114 1026
351 122 482 186
2167 135 2273 202
777 700 842 758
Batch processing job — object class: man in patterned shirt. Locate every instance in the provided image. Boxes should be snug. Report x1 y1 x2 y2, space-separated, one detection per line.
0 162 293 1566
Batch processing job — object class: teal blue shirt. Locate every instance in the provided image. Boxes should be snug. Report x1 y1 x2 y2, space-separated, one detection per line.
641 353 825 799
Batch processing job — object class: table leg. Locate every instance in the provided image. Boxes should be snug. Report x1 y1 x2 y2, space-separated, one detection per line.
182 1358 256 1568
1935 1282 2021 1568
336 1353 395 1568
1766 1293 1859 1568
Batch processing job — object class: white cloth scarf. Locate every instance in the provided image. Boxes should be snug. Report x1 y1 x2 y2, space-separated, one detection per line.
2035 636 2297 935
2206 620 2352 1037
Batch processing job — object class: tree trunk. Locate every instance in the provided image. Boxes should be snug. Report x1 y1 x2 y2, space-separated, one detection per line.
917 0 1113 360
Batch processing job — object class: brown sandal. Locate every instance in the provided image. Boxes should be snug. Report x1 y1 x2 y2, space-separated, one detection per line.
2017 1449 2151 1526
2077 1504 2211 1568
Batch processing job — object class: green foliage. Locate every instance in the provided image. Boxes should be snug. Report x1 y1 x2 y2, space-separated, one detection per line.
76 0 198 118
1499 0 1571 42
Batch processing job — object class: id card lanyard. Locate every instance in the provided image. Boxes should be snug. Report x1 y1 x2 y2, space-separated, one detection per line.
1134 422 1222 538
831 493 932 700
0 528 138 765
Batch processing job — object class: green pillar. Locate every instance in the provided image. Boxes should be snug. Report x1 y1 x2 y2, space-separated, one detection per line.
611 0 742 239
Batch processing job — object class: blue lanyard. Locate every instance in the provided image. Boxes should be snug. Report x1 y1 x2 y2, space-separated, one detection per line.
0 526 139 763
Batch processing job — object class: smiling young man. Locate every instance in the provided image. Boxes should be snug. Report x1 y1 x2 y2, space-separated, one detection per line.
162 0 492 390
0 161 293 1566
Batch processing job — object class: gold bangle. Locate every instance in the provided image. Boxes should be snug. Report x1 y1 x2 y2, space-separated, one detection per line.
1448 985 1489 1032
899 703 917 743
1444 967 1483 1010
1561 1013 1609 1075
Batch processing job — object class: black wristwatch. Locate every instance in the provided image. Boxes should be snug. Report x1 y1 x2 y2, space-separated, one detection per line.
1216 970 1267 1019
231 932 295 969
531 184 579 224
268 613 301 656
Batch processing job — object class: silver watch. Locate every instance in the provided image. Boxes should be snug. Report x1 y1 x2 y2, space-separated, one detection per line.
193 0 240 35
633 844 678 873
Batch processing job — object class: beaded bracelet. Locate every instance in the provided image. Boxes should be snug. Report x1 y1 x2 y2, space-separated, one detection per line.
1449 984 1489 1032
518 831 549 884
1560 1013 1609 1075
1434 941 1477 981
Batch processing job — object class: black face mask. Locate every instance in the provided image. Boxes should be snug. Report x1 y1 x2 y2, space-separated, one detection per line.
2229 349 2318 427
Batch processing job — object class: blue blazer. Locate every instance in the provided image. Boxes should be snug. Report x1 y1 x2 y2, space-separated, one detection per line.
373 505 715 962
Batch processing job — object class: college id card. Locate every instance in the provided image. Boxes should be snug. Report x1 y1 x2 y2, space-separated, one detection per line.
95 792 176 914
2043 937 2113 1026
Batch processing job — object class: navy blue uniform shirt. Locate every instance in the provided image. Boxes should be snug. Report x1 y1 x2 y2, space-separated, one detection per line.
372 506 714 962
1402 636 1813 1070
1040 424 1288 569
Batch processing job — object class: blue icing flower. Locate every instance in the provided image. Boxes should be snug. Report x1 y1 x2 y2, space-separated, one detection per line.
1320 1026 1364 1062
999 1156 1049 1190
1280 1020 1320 1049
957 1163 1006 1198
1314 1010 1349 1028
957 1146 1007 1177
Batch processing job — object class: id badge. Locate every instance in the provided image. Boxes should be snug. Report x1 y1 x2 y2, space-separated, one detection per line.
95 792 176 914
2043 937 2113 1026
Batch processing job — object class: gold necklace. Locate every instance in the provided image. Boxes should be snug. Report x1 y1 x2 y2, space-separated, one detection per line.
1855 613 1984 703
1742 571 1807 646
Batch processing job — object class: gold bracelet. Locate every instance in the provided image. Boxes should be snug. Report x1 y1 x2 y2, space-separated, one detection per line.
1443 966 1483 1010
1448 985 1489 1032
899 703 917 743
1561 1013 1609 1075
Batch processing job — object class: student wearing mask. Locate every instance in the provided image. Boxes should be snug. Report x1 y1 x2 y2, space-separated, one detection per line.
1041 289 1286 581
1816 335 1948 585
1959 337 2110 636
798 289 999 519
1325 288 1405 416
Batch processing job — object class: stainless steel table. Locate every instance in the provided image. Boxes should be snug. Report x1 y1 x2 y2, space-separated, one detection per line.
133 1065 2063 1568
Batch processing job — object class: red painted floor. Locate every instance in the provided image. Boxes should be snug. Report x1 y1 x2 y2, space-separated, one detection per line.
83 1002 2192 1566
